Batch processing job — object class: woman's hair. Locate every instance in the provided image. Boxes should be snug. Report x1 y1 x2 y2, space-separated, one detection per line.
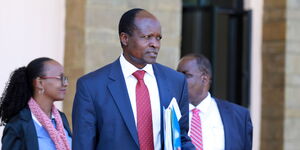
0 57 53 124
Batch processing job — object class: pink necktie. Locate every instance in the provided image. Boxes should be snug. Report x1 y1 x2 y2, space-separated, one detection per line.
190 108 203 150
133 70 154 150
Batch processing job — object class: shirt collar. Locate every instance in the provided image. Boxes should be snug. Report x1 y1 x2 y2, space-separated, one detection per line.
189 92 212 113
119 53 155 78
31 112 55 127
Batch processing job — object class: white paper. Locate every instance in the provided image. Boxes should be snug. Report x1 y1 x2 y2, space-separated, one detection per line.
164 97 182 150
164 107 173 150
167 97 182 119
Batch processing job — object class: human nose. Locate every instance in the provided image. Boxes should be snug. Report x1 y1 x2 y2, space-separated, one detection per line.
149 37 160 49
63 81 68 87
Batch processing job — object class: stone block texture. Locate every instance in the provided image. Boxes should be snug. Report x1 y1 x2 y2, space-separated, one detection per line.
261 0 286 149
284 0 300 149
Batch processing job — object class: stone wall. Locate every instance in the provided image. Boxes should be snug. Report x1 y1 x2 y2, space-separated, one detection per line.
63 0 87 128
84 0 182 71
261 0 286 149
64 0 182 126
284 0 300 149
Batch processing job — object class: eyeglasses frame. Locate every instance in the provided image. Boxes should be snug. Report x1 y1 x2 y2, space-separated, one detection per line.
39 74 68 86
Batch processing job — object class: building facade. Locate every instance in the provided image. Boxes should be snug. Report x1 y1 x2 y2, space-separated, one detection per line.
0 0 299 149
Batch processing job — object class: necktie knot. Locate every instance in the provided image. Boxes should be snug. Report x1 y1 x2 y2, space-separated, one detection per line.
192 108 200 114
133 70 146 80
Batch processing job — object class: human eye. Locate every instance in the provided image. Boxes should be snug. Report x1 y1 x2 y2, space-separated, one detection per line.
156 36 162 41
59 74 65 80
184 73 192 78
141 35 150 39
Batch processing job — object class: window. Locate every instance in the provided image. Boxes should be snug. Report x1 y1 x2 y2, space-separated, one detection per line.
181 0 252 107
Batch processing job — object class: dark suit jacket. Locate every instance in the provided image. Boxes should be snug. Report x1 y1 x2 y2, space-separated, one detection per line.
215 98 253 150
72 59 194 150
1 107 72 150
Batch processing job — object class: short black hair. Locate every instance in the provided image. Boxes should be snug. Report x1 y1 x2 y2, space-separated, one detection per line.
118 8 144 36
184 53 212 78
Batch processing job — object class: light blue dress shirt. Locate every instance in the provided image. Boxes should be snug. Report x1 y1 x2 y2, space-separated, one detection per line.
32 114 72 150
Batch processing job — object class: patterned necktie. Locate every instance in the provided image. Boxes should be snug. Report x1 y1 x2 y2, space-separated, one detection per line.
133 70 154 150
190 108 203 150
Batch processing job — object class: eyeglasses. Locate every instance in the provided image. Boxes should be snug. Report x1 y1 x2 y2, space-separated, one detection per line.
40 75 68 86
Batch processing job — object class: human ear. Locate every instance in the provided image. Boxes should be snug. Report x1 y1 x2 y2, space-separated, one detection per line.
33 77 43 89
120 32 129 46
33 77 45 95
201 74 209 85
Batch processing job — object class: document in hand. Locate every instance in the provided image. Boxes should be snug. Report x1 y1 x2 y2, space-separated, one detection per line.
164 98 182 150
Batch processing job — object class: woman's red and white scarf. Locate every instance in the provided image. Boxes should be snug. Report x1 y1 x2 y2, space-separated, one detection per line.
28 98 70 150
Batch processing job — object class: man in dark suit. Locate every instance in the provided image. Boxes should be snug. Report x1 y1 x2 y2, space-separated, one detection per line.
72 8 194 150
177 54 253 150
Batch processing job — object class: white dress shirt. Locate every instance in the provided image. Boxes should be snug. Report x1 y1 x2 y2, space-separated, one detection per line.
119 54 161 150
189 93 225 150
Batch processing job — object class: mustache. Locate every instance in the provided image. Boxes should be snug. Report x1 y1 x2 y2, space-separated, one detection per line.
146 48 159 54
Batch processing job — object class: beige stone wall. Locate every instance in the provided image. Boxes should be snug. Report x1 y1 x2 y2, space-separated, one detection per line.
85 0 182 72
64 0 87 127
64 0 182 126
284 0 300 149
261 0 286 149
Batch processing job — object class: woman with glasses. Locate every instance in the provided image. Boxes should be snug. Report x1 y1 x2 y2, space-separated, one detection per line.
0 57 72 150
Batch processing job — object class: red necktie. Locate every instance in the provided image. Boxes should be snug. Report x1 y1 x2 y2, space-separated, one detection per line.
133 70 154 150
190 108 203 150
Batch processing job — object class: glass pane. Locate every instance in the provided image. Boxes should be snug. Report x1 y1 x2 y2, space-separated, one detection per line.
182 0 197 6
183 0 213 7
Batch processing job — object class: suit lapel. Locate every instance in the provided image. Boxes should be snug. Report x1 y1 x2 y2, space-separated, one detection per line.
215 98 232 150
107 59 139 147
107 62 174 148
20 108 39 150
153 64 172 108
60 112 72 137
153 64 172 148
